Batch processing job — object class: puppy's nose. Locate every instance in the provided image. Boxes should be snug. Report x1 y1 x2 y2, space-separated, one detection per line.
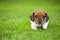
39 20 42 23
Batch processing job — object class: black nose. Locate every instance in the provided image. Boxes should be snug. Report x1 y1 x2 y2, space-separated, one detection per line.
39 20 42 23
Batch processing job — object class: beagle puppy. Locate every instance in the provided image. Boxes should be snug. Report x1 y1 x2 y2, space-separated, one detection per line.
30 10 49 30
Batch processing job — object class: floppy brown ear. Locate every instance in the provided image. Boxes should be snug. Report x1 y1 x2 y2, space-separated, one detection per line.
45 13 49 22
30 12 35 22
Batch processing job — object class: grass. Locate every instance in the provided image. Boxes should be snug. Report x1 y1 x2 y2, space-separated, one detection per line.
0 0 60 40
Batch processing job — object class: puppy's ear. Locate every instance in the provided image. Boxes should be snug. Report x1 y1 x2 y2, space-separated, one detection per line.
45 13 49 22
30 12 35 22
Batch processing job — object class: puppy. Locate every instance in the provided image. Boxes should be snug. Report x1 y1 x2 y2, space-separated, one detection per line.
30 10 49 30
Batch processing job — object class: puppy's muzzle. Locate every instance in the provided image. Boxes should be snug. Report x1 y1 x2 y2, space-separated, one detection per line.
38 20 42 24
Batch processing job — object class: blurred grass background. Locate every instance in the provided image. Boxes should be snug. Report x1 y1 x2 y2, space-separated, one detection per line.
0 0 60 40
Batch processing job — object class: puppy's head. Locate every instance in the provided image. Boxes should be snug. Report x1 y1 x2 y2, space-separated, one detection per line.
30 10 49 25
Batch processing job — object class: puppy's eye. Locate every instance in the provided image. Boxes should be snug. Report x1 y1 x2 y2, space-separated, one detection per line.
35 15 38 18
42 15 45 18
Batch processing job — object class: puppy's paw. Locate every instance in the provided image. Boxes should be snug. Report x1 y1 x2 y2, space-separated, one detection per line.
42 21 49 29
32 27 37 30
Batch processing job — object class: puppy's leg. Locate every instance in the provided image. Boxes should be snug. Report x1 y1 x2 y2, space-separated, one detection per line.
31 24 37 30
31 21 37 30
42 21 49 29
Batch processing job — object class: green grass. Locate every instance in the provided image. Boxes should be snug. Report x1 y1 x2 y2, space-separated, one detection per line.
0 0 60 40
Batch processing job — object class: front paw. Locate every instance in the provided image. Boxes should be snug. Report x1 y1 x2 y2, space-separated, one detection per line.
42 26 47 29
31 27 37 30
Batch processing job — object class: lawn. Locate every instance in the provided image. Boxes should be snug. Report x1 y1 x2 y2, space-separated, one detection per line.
0 0 60 40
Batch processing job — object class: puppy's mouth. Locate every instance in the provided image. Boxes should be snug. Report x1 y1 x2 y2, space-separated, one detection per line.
37 23 42 26
38 21 44 26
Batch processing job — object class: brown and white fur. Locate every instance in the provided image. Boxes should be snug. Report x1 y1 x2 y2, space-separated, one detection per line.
30 10 49 30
